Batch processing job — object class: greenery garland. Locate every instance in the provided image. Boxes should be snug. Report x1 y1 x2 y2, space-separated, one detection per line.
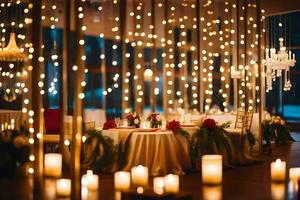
190 122 234 168
84 129 134 172
84 129 115 172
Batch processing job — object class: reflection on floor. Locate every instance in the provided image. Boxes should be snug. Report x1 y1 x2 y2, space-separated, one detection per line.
1 137 300 200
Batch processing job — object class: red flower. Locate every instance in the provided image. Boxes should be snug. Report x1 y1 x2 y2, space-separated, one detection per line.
126 114 133 121
203 118 217 129
103 119 117 130
166 120 181 132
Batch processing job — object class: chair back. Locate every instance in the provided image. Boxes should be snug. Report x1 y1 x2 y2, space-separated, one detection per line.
234 109 254 134
235 110 246 130
44 109 60 134
245 110 254 131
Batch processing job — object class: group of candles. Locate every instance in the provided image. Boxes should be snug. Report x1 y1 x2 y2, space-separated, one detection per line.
271 158 300 182
44 153 99 198
114 165 180 195
1 118 15 131
270 159 300 199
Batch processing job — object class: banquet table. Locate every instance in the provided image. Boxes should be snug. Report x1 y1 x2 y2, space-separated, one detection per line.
0 109 22 130
122 131 191 176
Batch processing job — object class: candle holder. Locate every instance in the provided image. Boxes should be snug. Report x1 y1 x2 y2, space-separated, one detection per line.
131 165 149 187
44 153 62 178
114 171 131 191
56 179 71 197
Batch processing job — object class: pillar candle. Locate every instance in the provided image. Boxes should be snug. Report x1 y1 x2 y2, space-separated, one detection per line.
81 170 99 191
131 165 148 186
153 177 164 195
114 171 131 191
161 119 167 130
56 179 71 197
44 153 62 177
271 159 286 182
202 155 222 184
289 167 300 182
164 174 179 194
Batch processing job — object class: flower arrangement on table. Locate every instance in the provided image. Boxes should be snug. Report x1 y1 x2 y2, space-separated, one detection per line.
146 113 162 128
0 125 30 177
262 116 293 144
190 118 234 168
166 120 190 139
126 112 141 128
103 119 117 130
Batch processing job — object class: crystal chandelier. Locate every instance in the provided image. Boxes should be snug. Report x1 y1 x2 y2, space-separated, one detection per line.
265 37 296 92
0 32 27 62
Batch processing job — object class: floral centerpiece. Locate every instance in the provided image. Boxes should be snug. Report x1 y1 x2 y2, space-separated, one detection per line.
146 113 162 128
262 116 293 144
0 125 30 177
166 120 189 139
103 119 117 130
126 112 141 128
190 118 233 168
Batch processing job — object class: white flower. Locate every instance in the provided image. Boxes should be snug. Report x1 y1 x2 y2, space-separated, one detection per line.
134 118 139 125
156 115 161 121
280 120 285 125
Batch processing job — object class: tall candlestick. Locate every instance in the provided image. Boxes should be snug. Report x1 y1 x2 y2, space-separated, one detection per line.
271 159 286 182
202 155 222 184
44 153 62 177
131 165 148 186
114 171 131 191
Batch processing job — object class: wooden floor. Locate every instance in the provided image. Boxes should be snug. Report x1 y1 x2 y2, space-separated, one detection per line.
1 139 300 200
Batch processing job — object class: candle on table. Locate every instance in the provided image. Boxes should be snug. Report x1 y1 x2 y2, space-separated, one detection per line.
81 170 99 191
44 153 62 177
114 171 131 191
56 179 71 197
289 167 300 182
202 155 222 184
271 159 286 182
161 119 167 130
153 177 165 195
131 165 148 186
1 124 3 131
141 121 147 129
10 118 14 130
164 174 179 194
123 120 128 127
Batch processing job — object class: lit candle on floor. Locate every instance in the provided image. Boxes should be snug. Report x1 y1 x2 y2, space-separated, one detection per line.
271 159 286 182
164 174 179 194
81 170 99 191
131 165 148 186
289 167 300 182
114 171 131 191
44 153 62 177
10 118 14 130
56 179 71 197
202 155 222 184
153 177 165 195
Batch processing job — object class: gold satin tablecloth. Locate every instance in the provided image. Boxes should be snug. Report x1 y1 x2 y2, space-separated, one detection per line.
122 131 191 176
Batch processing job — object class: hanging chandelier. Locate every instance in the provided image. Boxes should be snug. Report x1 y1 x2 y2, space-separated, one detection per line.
0 32 27 62
265 37 296 92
